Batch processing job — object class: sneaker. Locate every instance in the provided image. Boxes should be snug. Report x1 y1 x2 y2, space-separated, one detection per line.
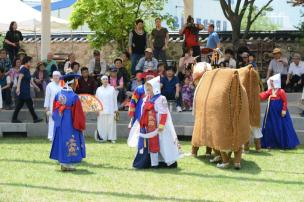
34 118 43 123
216 162 230 169
176 106 182 112
12 119 22 123
209 155 221 163
111 140 116 144
189 107 193 111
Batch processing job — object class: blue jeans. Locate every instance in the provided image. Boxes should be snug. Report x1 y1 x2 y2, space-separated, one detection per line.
131 53 144 75
153 48 167 65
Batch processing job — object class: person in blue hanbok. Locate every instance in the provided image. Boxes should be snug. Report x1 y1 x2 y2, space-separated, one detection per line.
260 74 300 149
50 73 86 171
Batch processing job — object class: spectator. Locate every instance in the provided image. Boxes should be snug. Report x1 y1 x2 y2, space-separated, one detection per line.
136 48 158 72
161 66 182 112
88 50 107 76
7 57 21 98
182 77 194 111
178 47 196 82
249 53 257 69
157 63 166 77
12 56 42 123
64 53 77 73
238 52 250 68
4 21 23 63
266 48 289 89
0 67 12 109
33 62 50 97
206 24 220 50
151 17 169 65
109 68 125 107
76 67 97 95
218 49 236 68
0 49 12 72
122 51 132 76
129 70 144 92
179 15 204 62
17 49 27 62
43 52 58 77
115 58 130 88
286 53 304 92
237 43 250 68
128 19 149 75
71 62 81 75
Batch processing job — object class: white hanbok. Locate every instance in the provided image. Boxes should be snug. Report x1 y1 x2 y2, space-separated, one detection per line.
96 85 118 141
44 81 62 141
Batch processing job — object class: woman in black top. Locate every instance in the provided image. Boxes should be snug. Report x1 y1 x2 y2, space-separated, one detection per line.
4 21 23 63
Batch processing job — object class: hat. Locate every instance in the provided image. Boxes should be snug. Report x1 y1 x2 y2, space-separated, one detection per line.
146 76 161 95
110 67 117 72
17 50 26 56
145 48 153 53
101 75 108 80
52 71 61 77
143 70 157 79
272 48 281 54
267 73 281 90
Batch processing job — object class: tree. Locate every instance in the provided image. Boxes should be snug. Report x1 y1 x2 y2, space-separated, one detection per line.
219 0 273 51
70 0 174 51
288 0 304 6
241 5 279 31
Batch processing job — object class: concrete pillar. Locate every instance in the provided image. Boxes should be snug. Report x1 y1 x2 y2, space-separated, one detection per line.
183 0 194 23
41 0 51 60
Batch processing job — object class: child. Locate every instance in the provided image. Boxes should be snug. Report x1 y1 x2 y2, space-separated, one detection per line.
182 77 194 111
157 63 166 77
249 53 257 69
260 74 300 149
129 76 180 169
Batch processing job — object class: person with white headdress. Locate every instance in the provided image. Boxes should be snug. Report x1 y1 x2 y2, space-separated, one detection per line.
128 76 180 169
260 73 300 149
95 75 118 143
44 71 62 141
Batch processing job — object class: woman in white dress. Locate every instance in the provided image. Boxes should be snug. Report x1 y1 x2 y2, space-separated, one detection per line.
95 75 118 143
44 71 62 141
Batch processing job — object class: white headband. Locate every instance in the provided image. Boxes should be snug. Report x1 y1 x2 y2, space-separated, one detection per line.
101 75 108 80
52 71 61 77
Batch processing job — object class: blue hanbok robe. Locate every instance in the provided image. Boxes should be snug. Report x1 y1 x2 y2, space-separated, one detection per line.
129 85 145 126
50 89 86 164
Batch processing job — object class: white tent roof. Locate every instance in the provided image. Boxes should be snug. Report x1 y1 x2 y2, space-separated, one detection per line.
0 0 69 32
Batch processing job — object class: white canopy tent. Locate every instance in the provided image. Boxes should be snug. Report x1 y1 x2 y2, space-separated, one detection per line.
0 0 69 32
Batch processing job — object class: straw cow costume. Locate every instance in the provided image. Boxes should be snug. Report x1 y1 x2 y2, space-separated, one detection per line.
192 68 251 169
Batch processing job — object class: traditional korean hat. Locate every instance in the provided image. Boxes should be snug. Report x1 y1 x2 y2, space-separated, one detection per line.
146 76 161 95
267 73 281 89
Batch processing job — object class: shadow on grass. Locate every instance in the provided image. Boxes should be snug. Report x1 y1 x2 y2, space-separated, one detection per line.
0 182 216 202
55 168 95 175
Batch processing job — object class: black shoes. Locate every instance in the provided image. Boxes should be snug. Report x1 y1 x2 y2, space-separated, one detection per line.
33 118 43 123
11 119 22 123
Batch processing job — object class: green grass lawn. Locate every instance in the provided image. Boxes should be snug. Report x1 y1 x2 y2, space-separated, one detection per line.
0 138 303 202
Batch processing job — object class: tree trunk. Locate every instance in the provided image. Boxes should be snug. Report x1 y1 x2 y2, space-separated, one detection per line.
231 23 241 53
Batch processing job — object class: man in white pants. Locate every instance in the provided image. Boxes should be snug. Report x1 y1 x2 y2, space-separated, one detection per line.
44 71 62 141
95 75 118 143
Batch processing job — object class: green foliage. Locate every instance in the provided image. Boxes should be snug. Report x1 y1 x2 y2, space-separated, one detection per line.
70 0 174 51
241 6 280 31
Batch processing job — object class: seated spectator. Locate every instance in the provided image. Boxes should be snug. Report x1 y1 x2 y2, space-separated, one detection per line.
286 53 304 92
109 68 126 107
76 67 97 95
71 62 81 75
122 51 132 77
178 47 196 81
161 66 182 112
266 48 289 89
88 50 107 76
157 63 166 77
249 53 257 69
0 49 12 72
43 52 58 77
7 57 21 99
33 62 50 97
17 49 27 62
182 77 194 111
129 70 144 92
136 48 158 72
218 49 236 68
0 67 12 109
64 53 77 73
237 52 250 68
115 58 130 88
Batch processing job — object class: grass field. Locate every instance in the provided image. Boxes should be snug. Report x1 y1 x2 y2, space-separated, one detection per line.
0 137 303 202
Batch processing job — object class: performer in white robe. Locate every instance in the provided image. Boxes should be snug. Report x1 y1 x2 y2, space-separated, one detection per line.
44 71 62 141
128 76 180 168
95 75 118 143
